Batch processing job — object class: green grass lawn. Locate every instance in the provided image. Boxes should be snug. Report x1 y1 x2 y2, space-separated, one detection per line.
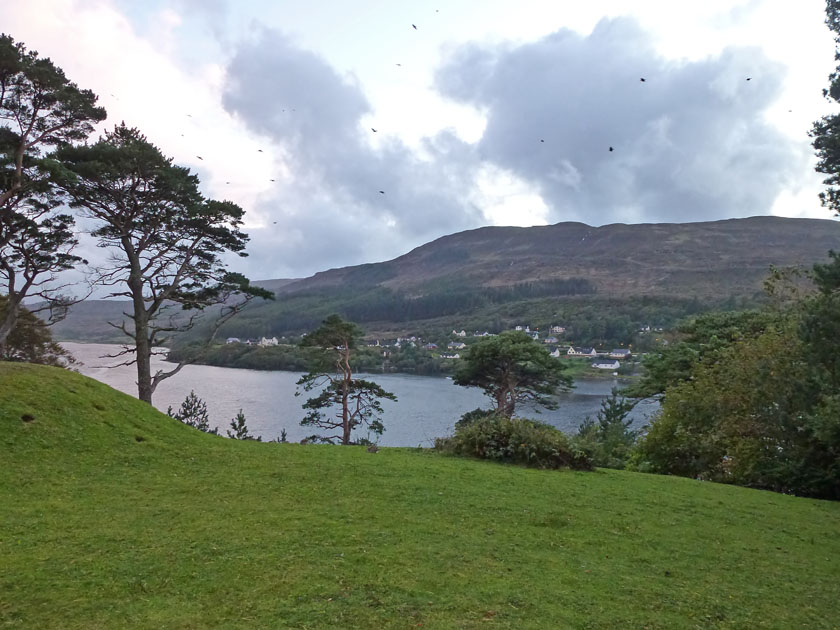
1 362 838 629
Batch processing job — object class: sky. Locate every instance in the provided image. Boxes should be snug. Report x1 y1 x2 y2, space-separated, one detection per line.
2 0 839 281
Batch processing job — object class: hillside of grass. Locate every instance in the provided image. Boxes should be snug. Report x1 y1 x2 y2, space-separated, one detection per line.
1 362 839 629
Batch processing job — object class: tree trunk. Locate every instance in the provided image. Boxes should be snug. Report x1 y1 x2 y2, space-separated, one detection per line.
341 344 352 444
0 293 21 352
132 296 153 404
125 241 153 404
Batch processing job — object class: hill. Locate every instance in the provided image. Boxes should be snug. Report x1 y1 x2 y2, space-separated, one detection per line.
52 216 840 343
278 215 840 297
2 362 839 628
205 215 840 341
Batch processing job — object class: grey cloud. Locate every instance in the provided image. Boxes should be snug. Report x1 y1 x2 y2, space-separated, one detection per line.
436 17 808 225
222 29 481 278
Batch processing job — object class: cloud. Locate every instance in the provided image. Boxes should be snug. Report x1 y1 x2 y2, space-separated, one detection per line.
221 29 482 278
436 17 810 225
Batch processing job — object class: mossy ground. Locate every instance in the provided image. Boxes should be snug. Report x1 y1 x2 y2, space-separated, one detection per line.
1 363 838 629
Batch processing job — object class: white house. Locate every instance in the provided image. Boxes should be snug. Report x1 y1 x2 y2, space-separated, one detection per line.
448 341 467 350
550 348 562 358
452 329 467 338
568 346 597 357
528 331 539 340
550 325 566 334
592 360 620 370
225 337 241 344
543 336 559 344
258 336 279 347
440 353 460 359
609 349 632 359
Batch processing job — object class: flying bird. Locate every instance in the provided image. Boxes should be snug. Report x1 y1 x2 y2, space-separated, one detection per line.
379 190 385 194
396 63 402 67
187 114 193 117
746 77 752 81
609 147 614 152
273 221 277 224
258 149 263 152
371 128 378 132
640 77 646 82
196 155 204 160
270 179 275 182
412 24 417 29
540 139 544 143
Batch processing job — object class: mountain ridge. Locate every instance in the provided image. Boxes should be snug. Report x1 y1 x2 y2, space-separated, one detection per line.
268 215 840 297
53 215 840 342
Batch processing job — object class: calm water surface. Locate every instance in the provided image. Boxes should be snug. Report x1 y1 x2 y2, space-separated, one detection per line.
64 342 658 446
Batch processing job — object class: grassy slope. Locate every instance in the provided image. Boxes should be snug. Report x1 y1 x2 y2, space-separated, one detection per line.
1 363 838 629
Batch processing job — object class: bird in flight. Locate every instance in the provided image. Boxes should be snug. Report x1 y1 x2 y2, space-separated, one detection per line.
746 77 752 81
379 190 385 194
258 149 263 152
609 147 614 152
640 77 646 82
371 128 378 132
396 63 402 67
412 24 417 29
187 114 193 117
270 179 275 182
540 139 544 143
196 155 204 160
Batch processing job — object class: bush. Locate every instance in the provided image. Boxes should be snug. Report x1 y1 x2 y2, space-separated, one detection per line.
226 409 262 441
435 415 592 470
571 389 638 469
456 407 497 428
167 391 218 435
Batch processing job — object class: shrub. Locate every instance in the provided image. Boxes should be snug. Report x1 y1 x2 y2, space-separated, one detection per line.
226 409 262 441
167 391 218 434
571 389 638 469
456 407 497 428
436 415 592 470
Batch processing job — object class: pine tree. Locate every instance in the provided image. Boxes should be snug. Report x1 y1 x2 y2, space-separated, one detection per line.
168 391 218 434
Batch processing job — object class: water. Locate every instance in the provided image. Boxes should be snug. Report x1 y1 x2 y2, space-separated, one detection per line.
63 342 658 446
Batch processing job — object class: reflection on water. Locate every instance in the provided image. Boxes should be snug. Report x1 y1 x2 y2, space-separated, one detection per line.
63 342 658 447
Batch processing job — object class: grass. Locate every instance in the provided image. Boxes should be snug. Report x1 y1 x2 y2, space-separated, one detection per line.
1 362 839 629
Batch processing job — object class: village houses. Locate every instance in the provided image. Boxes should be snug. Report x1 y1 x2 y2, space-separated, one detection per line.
568 346 598 357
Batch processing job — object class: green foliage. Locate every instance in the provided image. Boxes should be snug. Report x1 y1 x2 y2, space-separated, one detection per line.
435 415 591 470
634 327 840 499
56 124 270 402
0 33 105 347
0 296 75 367
297 315 397 445
455 407 497 429
626 309 786 399
168 391 218 435
574 389 637 469
298 375 395 444
226 409 261 441
812 1 840 214
454 330 572 417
